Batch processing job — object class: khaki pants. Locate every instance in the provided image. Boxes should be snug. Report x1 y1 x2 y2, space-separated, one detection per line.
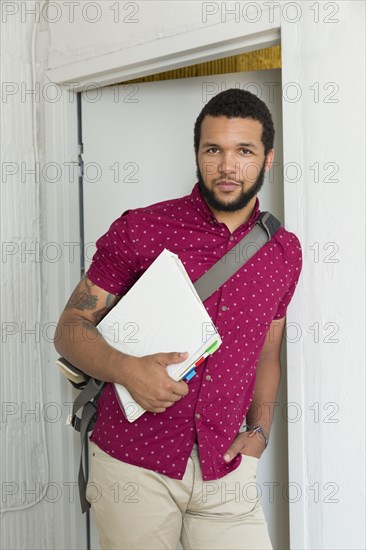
86 441 273 550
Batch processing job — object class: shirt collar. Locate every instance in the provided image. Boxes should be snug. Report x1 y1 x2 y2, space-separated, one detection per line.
189 182 261 230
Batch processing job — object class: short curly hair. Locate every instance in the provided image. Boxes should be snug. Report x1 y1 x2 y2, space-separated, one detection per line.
194 88 275 156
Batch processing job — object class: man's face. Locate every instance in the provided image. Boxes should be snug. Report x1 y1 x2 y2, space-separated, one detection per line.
196 116 273 212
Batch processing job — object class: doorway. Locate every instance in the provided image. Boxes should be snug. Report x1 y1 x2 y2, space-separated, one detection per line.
80 66 288 549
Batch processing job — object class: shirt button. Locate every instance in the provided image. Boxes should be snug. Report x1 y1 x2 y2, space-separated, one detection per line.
221 305 228 311
195 413 201 420
205 375 212 381
229 235 235 241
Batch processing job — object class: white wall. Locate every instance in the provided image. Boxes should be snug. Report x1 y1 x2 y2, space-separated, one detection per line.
281 4 365 549
1 2 86 549
0 2 53 548
1 1 364 549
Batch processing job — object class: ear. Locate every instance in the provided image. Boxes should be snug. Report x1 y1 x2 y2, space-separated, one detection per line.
264 149 275 172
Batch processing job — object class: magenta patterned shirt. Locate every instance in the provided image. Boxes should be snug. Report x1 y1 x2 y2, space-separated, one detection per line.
87 183 302 480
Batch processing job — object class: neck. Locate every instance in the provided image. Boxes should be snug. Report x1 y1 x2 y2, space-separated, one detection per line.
208 196 257 234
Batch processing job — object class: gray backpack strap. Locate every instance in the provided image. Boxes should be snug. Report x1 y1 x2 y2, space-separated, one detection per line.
77 402 100 514
193 212 281 302
71 377 105 514
71 377 105 425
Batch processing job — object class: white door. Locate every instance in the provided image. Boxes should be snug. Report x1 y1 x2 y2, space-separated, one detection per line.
82 69 288 550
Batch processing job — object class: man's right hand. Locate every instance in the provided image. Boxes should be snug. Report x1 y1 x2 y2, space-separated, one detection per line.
121 351 190 413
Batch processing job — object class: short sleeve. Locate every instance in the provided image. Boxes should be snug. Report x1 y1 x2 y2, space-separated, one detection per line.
273 233 302 320
86 210 139 296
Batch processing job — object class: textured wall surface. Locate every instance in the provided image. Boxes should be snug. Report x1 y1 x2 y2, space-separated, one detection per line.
0 2 53 548
280 4 365 549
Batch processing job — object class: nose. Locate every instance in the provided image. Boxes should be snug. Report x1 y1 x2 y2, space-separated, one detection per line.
218 151 237 174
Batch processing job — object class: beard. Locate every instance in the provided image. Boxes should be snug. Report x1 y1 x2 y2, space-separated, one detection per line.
196 161 266 212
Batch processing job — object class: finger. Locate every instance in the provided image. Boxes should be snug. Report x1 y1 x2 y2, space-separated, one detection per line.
150 401 175 410
169 393 184 402
223 440 245 462
153 389 185 403
147 407 167 414
155 393 182 404
158 351 189 367
171 380 189 397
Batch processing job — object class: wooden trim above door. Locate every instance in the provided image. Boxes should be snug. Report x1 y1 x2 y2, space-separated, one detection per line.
117 45 281 85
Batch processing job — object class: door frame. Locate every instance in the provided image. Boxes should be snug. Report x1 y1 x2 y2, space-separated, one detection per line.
44 7 306 549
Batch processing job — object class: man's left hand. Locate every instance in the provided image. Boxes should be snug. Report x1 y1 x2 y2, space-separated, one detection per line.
223 431 265 462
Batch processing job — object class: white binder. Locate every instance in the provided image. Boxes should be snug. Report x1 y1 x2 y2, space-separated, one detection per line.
97 248 222 422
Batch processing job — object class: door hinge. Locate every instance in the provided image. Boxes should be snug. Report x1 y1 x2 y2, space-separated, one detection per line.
78 142 84 178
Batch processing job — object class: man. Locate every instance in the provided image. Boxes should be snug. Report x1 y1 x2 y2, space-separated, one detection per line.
55 88 302 549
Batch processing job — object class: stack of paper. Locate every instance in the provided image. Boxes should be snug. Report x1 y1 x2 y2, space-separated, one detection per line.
97 248 222 422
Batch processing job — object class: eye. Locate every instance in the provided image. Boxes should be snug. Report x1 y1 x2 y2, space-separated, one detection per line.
206 147 219 154
239 148 252 155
